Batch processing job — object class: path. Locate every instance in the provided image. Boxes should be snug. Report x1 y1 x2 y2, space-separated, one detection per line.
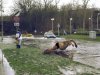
0 49 15 75
0 36 15 75
0 49 5 75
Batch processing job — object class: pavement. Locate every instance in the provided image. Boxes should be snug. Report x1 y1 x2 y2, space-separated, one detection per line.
0 36 15 75
0 49 15 75
0 49 5 75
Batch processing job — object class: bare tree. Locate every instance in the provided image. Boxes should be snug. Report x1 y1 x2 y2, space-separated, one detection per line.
0 0 4 41
72 0 79 9
43 0 53 9
89 4 96 31
12 0 36 14
82 0 90 32
55 0 60 7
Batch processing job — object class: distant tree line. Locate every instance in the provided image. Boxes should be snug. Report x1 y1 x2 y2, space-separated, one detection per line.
0 0 100 35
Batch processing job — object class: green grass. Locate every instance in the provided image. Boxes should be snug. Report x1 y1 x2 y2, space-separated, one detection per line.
61 34 100 42
3 46 75 75
0 43 15 50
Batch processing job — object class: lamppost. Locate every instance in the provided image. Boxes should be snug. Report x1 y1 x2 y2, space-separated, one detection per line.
0 0 3 42
70 18 72 34
0 1 4 75
89 18 91 31
97 13 100 30
89 16 93 31
51 18 54 32
57 23 60 36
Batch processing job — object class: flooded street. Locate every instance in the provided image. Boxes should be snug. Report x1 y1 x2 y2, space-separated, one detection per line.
57 40 100 75
23 37 100 70
39 39 100 75
74 40 100 69
30 38 100 70
0 36 100 75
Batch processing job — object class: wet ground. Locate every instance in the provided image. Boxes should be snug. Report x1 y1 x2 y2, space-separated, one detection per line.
0 36 100 75
0 50 5 75
0 36 15 75
23 37 100 74
74 40 100 69
0 49 15 75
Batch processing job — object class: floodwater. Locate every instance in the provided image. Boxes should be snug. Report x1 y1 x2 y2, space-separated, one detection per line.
0 36 100 75
73 40 100 69
57 40 100 75
38 38 100 74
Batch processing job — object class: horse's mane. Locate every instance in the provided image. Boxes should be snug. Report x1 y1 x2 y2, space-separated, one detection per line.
58 40 77 50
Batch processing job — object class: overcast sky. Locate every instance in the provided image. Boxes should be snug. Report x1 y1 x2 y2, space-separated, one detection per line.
2 0 100 15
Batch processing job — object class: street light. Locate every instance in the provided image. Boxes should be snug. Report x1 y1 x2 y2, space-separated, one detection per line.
0 0 3 42
89 18 91 31
97 13 100 30
89 16 93 31
51 18 54 32
70 18 72 34
0 1 4 75
57 23 60 36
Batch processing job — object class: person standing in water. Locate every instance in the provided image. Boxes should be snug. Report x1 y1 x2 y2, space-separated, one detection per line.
15 31 22 48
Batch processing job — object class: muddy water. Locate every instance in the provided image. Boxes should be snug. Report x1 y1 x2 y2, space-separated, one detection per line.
57 40 100 75
73 40 100 69
26 38 100 69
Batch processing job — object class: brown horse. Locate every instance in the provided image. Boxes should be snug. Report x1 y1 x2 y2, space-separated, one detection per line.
43 40 77 58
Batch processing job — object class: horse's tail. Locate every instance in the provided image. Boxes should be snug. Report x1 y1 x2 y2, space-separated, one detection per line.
70 40 78 48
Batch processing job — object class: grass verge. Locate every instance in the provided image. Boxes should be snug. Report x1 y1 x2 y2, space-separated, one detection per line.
3 46 76 75
61 34 100 42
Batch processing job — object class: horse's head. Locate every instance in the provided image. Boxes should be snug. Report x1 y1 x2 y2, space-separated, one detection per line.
69 40 78 48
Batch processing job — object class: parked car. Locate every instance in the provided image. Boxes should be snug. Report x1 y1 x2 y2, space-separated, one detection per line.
44 31 56 38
